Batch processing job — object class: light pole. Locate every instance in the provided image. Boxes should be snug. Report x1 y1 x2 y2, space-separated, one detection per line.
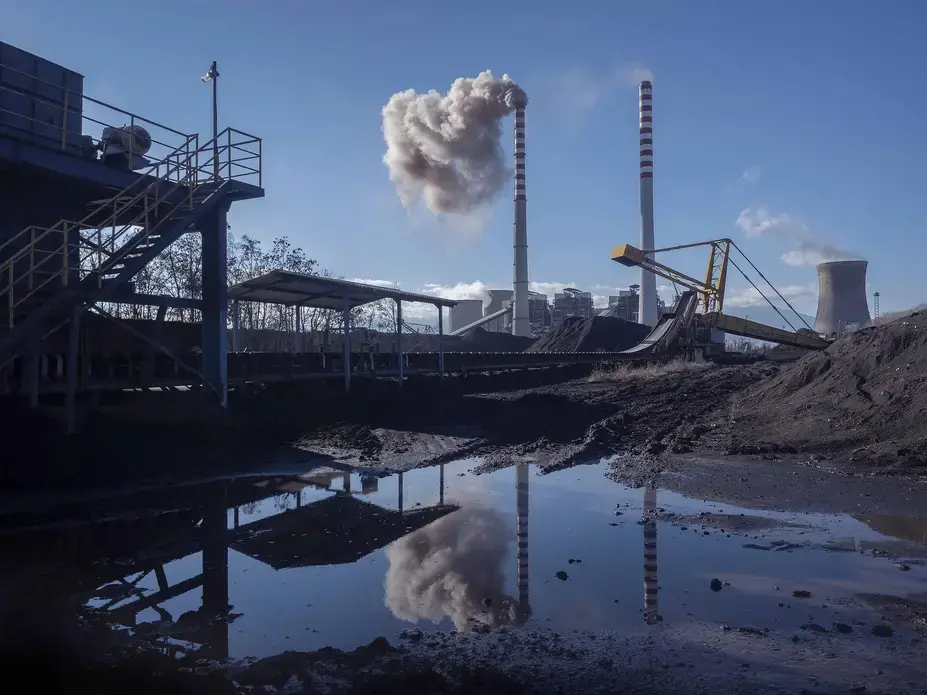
201 61 219 179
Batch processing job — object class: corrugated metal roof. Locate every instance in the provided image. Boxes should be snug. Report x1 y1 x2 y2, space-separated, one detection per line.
228 270 458 310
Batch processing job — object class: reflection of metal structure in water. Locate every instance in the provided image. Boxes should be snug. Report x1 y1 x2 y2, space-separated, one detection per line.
516 463 531 621
2 467 454 662
643 486 660 624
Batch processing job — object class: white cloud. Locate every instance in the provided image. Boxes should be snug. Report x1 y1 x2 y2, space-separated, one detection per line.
735 207 808 238
419 281 490 303
529 281 574 298
725 283 817 308
741 166 761 185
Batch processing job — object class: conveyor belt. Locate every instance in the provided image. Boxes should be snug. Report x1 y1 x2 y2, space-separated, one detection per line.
621 291 698 355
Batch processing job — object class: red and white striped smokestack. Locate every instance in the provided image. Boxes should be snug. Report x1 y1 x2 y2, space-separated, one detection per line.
506 86 529 338
516 463 530 622
643 486 659 624
638 80 658 327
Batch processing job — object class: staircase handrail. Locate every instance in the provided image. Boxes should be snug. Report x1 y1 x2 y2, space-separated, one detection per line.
1 127 262 325
0 133 199 263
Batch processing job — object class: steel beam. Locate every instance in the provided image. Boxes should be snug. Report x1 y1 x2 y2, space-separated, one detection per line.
201 203 230 407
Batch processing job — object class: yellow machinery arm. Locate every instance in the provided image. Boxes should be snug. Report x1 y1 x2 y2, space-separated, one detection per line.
701 312 830 350
611 239 731 313
611 237 832 351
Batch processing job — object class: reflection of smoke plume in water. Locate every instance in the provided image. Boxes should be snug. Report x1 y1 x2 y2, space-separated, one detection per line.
385 507 518 631
381 71 524 215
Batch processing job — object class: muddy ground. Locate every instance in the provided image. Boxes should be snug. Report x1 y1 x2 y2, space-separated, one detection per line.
9 608 926 695
293 315 927 507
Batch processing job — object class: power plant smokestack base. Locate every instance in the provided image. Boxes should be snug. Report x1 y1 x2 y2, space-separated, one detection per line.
813 260 872 335
508 87 530 337
637 80 658 327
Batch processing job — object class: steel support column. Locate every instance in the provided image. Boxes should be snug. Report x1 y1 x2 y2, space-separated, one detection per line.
202 482 229 661
396 299 403 387
437 304 445 380
201 202 230 407
65 308 80 435
398 471 404 513
22 345 39 407
342 296 351 393
231 300 240 352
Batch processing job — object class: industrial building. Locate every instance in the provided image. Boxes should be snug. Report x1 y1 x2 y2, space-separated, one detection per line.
528 291 552 333
552 288 594 324
608 287 640 322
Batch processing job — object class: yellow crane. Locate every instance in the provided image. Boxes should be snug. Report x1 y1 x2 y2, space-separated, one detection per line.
611 239 832 351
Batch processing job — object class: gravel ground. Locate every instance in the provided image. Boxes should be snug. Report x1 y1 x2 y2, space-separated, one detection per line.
15 620 924 695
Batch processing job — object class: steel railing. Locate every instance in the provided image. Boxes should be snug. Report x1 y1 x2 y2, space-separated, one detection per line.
0 128 262 328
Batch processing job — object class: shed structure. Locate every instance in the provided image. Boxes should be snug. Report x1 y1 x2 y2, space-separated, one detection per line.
227 271 458 391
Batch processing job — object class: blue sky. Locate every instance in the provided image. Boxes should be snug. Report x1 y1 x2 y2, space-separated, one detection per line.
4 0 925 322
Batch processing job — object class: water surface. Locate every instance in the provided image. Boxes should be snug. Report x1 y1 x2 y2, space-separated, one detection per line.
0 459 923 661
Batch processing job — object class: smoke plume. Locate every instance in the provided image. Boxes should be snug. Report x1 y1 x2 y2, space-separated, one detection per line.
735 207 862 267
384 507 519 632
382 71 524 215
780 240 862 267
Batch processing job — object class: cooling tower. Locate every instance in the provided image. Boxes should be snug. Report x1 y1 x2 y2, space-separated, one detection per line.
813 260 872 335
638 80 658 327
506 86 530 337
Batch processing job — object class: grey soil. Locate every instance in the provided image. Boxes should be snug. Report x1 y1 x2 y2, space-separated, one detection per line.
296 314 927 513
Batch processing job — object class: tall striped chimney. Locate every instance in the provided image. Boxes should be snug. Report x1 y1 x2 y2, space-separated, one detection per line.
515 463 531 622
506 87 530 338
643 486 660 624
638 80 658 327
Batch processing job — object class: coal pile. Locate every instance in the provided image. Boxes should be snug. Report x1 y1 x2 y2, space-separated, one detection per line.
734 311 927 468
451 326 534 353
527 316 651 353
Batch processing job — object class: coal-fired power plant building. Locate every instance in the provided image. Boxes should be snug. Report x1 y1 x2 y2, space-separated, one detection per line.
813 260 872 336
637 80 658 327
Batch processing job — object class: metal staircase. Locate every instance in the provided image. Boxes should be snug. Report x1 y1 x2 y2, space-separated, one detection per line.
0 128 259 371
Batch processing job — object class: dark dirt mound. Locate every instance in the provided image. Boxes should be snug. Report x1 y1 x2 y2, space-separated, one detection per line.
455 326 534 353
526 316 651 353
734 311 927 468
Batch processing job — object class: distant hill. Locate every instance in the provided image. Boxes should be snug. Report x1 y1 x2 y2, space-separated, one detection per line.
723 305 815 331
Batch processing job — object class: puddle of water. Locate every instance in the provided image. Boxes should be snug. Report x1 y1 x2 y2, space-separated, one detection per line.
0 460 924 662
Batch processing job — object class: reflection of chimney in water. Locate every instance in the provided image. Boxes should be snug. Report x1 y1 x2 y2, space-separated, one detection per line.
516 463 531 620
643 486 659 624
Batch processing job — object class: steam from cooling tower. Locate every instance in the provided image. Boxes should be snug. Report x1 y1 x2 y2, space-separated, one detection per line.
384 507 519 632
382 71 526 215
